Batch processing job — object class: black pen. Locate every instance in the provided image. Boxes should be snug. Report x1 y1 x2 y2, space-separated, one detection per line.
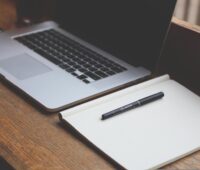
101 92 164 120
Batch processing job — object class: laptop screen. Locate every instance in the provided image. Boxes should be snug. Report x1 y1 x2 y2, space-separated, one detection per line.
55 0 176 71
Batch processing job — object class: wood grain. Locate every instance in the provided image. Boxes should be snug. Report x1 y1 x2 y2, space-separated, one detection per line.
1 1 200 169
0 81 115 170
159 17 200 96
0 0 17 30
172 17 200 34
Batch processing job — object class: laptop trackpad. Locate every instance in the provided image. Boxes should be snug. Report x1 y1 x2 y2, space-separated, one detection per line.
0 54 51 80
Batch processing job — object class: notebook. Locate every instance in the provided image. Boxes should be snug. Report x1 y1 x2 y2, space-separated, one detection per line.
59 75 200 169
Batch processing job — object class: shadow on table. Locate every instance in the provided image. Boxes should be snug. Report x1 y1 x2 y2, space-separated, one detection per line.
0 157 15 170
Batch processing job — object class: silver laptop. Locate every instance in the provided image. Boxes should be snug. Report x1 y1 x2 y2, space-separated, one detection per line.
0 0 176 112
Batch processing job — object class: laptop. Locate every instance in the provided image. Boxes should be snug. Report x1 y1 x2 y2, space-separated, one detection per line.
0 0 176 112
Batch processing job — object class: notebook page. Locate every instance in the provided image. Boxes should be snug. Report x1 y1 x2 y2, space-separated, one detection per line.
60 75 200 169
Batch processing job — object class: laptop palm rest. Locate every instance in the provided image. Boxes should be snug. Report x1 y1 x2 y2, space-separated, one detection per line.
0 54 51 80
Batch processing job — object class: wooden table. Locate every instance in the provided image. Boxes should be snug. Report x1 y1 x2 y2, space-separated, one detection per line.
1 1 200 169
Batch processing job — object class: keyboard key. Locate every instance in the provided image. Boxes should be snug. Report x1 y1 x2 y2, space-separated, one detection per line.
65 68 75 73
68 61 76 66
74 70 84 76
100 67 110 72
78 68 88 73
71 73 78 77
106 71 116 76
83 79 90 84
77 75 87 80
111 67 123 73
83 64 91 68
86 77 95 83
73 65 82 69
94 64 103 69
59 64 71 69
88 67 98 72
103 63 113 68
95 71 108 78
85 72 101 80
76 60 86 65
88 60 98 65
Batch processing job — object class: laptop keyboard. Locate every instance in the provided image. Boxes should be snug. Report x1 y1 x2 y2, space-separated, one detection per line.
15 29 127 84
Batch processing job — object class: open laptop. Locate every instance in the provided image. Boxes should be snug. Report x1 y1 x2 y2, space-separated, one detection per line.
0 0 176 112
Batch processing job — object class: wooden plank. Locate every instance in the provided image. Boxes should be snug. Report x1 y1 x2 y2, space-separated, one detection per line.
0 81 115 170
0 0 17 30
159 17 200 96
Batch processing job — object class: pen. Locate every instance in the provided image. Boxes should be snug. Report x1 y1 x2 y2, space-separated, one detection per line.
101 92 164 120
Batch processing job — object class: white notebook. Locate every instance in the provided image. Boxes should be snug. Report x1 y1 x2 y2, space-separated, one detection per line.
60 75 200 170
